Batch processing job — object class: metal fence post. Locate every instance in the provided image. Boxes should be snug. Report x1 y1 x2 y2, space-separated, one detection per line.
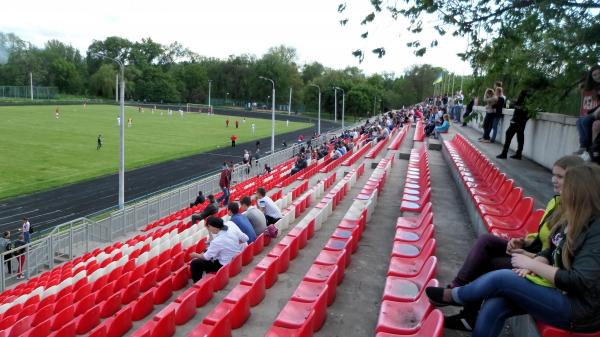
0 252 5 292
48 235 54 269
69 224 74 259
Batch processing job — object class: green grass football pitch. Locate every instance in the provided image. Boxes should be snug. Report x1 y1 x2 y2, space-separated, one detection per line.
0 104 311 200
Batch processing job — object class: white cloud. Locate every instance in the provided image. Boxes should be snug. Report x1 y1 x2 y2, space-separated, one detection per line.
0 0 471 75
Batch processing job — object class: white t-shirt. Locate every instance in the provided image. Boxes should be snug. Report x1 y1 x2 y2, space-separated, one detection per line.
22 221 30 233
258 196 282 219
203 230 243 265
224 220 249 245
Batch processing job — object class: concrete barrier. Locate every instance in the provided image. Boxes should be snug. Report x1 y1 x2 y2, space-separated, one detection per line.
466 107 579 170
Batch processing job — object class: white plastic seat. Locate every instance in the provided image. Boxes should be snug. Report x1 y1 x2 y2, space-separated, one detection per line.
43 285 59 297
136 251 149 266
87 268 106 283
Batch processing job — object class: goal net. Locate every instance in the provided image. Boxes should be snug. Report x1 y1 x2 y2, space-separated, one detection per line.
186 103 214 114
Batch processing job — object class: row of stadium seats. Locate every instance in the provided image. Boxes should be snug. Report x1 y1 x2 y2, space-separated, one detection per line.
188 165 367 337
375 141 443 337
387 124 410 151
366 127 398 159
444 133 600 337
264 155 394 337
400 146 432 213
413 120 425 142
342 141 372 166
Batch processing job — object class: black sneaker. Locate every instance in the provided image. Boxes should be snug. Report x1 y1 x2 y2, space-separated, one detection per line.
425 286 458 307
445 311 476 331
510 154 522 160
496 153 507 159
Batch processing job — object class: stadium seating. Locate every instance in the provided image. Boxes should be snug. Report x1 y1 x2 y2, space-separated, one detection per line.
413 120 425 142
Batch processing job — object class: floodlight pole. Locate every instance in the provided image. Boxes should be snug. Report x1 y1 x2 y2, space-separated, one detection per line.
115 75 119 102
95 53 126 209
259 76 276 154
333 87 338 122
288 87 292 115
29 72 33 101
334 87 345 129
208 80 212 114
309 84 321 134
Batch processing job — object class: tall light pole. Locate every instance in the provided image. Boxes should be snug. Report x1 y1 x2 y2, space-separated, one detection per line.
288 87 292 115
29 72 33 101
309 84 321 135
334 87 345 129
115 75 119 103
95 53 125 209
333 87 338 122
259 76 276 154
207 80 212 114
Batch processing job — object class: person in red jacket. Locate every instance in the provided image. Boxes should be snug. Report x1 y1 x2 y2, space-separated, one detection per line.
226 119 230 127
217 162 233 206
231 134 237 147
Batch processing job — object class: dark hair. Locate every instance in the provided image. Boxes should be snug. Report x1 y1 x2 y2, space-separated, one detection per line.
206 216 225 229
207 194 215 202
3 231 9 238
228 202 240 214
584 65 600 91
198 191 203 196
256 187 266 197
240 196 252 207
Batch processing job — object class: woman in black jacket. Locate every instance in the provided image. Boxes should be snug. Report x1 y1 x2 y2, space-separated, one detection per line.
426 163 600 337
497 90 530 159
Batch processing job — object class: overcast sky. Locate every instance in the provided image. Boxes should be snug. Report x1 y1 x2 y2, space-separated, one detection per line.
0 0 472 76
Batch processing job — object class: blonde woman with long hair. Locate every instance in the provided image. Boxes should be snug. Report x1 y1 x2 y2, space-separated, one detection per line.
426 163 600 337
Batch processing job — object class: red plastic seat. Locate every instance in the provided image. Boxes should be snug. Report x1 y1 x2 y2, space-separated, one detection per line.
241 268 266 307
106 306 133 337
288 226 309 249
96 282 116 304
396 206 433 231
314 249 346 284
140 269 157 292
37 294 57 311
264 324 313 337
536 321 600 337
375 309 444 337
394 224 435 244
473 179 514 205
273 300 315 333
114 271 131 293
174 288 197 325
253 234 265 255
121 279 141 305
171 252 185 272
256 256 279 288
0 314 17 332
32 304 54 326
268 244 291 273
75 292 97 316
225 284 252 324
154 277 173 305
323 237 352 267
48 320 76 337
485 197 534 230
400 188 431 213
171 266 189 291
304 264 338 306
25 317 51 337
17 302 38 320
50 305 74 330
91 274 109 292
193 274 215 307
196 302 232 337
477 188 523 217
73 283 92 302
156 260 173 282
241 242 254 266
228 253 243 277
151 306 176 337
375 294 433 334
291 281 328 331
75 306 101 334
210 264 230 291
388 245 437 278
100 292 122 318
491 209 545 239
132 290 155 321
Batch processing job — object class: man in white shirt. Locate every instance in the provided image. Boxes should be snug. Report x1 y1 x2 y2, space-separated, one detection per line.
189 216 244 282
255 187 282 225
20 218 31 243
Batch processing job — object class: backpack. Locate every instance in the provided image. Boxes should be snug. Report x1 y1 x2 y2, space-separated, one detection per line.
264 224 278 238
5 241 14 253
29 225 34 234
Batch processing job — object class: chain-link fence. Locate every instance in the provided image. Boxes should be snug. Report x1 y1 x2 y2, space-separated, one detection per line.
0 86 59 100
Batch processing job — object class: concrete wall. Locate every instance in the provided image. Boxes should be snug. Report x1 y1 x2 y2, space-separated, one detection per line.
466 107 579 170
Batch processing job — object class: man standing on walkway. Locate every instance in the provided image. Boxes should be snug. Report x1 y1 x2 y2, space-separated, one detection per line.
217 163 233 206
20 218 31 243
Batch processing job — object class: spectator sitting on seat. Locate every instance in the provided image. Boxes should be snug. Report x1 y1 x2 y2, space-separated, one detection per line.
191 202 219 225
426 162 600 337
255 187 282 225
290 154 308 176
207 194 218 209
190 191 205 208
439 155 583 331
433 114 450 138
575 65 600 156
240 196 267 236
227 202 256 243
189 216 244 282
263 164 272 174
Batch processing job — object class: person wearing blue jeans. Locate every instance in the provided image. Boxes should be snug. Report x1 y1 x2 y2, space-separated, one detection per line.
576 113 597 153
490 115 502 143
217 163 233 206
426 164 600 336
